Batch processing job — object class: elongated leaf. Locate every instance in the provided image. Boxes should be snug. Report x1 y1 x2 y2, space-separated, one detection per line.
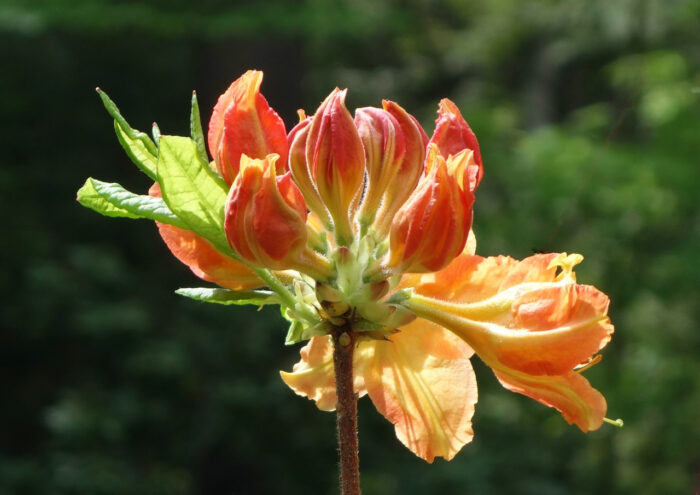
77 178 188 228
114 121 158 179
175 287 277 306
97 88 158 179
190 91 209 164
157 135 230 252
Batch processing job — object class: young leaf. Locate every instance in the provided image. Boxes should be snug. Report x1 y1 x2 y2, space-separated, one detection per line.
190 91 209 164
157 135 230 252
97 89 157 154
152 122 161 146
175 287 278 306
114 121 158 180
77 178 188 228
97 88 158 180
97 88 158 179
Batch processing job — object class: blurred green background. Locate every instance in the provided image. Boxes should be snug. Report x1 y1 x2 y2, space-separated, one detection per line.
2 0 699 493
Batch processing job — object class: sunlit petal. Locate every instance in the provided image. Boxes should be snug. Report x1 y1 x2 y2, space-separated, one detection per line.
359 320 477 462
493 369 606 432
404 252 613 431
280 335 367 412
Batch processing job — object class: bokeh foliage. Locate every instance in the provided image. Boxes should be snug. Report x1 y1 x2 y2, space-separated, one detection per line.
1 0 698 493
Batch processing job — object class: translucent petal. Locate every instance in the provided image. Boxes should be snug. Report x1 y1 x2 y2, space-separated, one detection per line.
359 320 476 462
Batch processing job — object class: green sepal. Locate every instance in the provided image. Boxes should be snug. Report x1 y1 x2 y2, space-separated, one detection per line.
175 287 278 306
285 319 305 345
385 288 413 304
284 319 330 346
97 88 158 179
77 177 187 228
190 91 209 164
354 319 383 332
157 135 230 253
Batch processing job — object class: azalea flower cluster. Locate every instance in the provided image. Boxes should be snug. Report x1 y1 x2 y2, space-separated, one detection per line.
78 70 615 463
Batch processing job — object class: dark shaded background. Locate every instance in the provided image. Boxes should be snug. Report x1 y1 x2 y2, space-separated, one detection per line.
2 1 699 494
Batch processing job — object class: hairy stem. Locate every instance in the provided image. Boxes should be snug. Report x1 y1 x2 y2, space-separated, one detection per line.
332 327 361 495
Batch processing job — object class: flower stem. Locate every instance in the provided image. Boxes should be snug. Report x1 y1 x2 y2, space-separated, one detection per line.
332 327 361 495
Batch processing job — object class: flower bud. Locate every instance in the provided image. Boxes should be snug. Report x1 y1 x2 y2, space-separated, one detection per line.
428 98 483 190
224 154 307 270
208 70 288 185
354 107 406 228
387 146 474 273
306 88 365 246
288 117 332 227
372 100 429 236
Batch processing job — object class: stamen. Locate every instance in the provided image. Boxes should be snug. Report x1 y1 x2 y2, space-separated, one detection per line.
574 354 602 373
603 417 624 428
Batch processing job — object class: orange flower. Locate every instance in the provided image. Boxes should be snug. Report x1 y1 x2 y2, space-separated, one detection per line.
283 252 614 461
200 73 617 460
85 69 616 464
402 252 613 432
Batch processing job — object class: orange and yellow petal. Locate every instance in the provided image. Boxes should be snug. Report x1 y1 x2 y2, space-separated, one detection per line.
403 252 613 431
208 70 288 184
358 320 477 462
280 335 343 412
428 98 483 188
148 182 262 290
280 320 477 462
403 253 560 302
493 369 606 432
155 221 262 290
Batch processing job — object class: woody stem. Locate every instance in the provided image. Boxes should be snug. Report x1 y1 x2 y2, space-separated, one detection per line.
332 326 361 495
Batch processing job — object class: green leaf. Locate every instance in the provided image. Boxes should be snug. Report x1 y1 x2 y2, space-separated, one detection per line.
77 178 188 228
190 91 209 164
114 121 158 180
157 135 230 251
175 287 277 306
97 88 158 179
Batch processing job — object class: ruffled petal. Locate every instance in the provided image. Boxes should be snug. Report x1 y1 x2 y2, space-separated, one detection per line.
404 252 613 431
493 369 606 432
403 253 559 302
280 335 340 411
359 320 477 462
280 321 477 462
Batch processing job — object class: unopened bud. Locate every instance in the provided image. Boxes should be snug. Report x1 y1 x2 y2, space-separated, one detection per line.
224 154 308 270
208 70 288 185
306 88 365 246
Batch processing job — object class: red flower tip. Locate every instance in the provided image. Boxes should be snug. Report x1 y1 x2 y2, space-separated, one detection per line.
208 70 288 185
429 98 483 188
